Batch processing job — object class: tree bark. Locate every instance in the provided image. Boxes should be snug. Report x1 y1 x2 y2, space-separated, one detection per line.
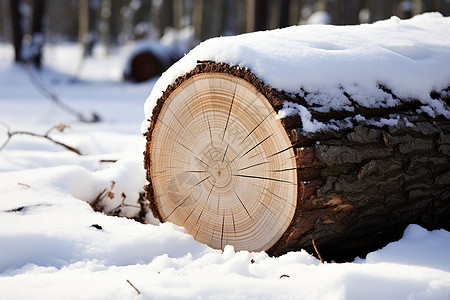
247 0 268 32
30 0 45 68
254 0 268 31
78 0 89 58
143 61 450 262
100 0 111 56
279 0 290 28
10 0 23 63
158 0 174 38
193 0 203 42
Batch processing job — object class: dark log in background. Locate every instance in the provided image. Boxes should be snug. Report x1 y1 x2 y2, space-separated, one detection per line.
124 51 165 83
144 61 450 262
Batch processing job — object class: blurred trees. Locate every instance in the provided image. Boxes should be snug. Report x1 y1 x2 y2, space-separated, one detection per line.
0 0 449 62
8 0 45 67
8 0 22 62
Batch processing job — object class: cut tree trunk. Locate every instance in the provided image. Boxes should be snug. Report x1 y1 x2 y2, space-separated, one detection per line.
143 61 450 262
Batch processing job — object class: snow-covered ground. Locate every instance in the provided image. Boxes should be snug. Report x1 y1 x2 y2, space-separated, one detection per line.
1 21 450 299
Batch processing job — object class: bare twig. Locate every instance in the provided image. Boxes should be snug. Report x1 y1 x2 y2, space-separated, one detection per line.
90 188 108 212
126 279 141 295
22 61 101 123
90 181 116 212
0 122 81 155
90 182 148 223
107 192 142 216
312 239 325 264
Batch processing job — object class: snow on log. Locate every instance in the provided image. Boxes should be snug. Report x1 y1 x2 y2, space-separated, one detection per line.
143 13 450 261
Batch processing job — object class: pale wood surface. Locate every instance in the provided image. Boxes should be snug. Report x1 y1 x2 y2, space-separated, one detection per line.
149 73 297 251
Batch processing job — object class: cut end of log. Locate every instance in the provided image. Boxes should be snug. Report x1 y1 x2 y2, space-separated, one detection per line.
147 72 297 252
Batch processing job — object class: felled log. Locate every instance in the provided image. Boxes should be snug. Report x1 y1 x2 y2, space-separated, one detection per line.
143 61 450 261
124 51 165 83
123 40 185 83
143 15 450 261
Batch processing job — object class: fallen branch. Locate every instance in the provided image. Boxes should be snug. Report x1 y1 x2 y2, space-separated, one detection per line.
126 279 141 295
108 191 145 217
90 181 116 212
23 61 101 123
312 239 325 264
0 122 81 155
90 181 149 223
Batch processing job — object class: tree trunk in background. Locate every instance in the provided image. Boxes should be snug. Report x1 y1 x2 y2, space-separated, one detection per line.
30 0 45 68
279 0 290 28
173 0 184 30
344 0 363 24
78 0 89 58
363 0 391 21
288 0 300 25
100 0 111 55
201 0 221 40
247 0 268 32
10 0 23 63
159 0 174 37
223 0 236 35
254 0 268 31
193 0 203 42
0 0 8 42
194 0 225 42
423 0 436 12
246 0 255 32
234 0 247 34
324 0 362 25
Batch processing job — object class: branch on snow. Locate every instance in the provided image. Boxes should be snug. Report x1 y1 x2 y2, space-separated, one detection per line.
0 121 82 155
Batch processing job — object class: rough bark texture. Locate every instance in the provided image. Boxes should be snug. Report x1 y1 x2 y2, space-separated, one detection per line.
270 117 450 261
144 61 450 262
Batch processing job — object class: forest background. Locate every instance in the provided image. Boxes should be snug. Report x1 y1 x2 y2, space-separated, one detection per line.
1 0 449 68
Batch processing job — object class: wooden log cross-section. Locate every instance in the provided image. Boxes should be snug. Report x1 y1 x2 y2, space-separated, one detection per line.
143 61 450 262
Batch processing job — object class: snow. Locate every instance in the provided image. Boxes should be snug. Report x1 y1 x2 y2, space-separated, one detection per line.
277 102 327 133
143 12 450 133
1 21 450 299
